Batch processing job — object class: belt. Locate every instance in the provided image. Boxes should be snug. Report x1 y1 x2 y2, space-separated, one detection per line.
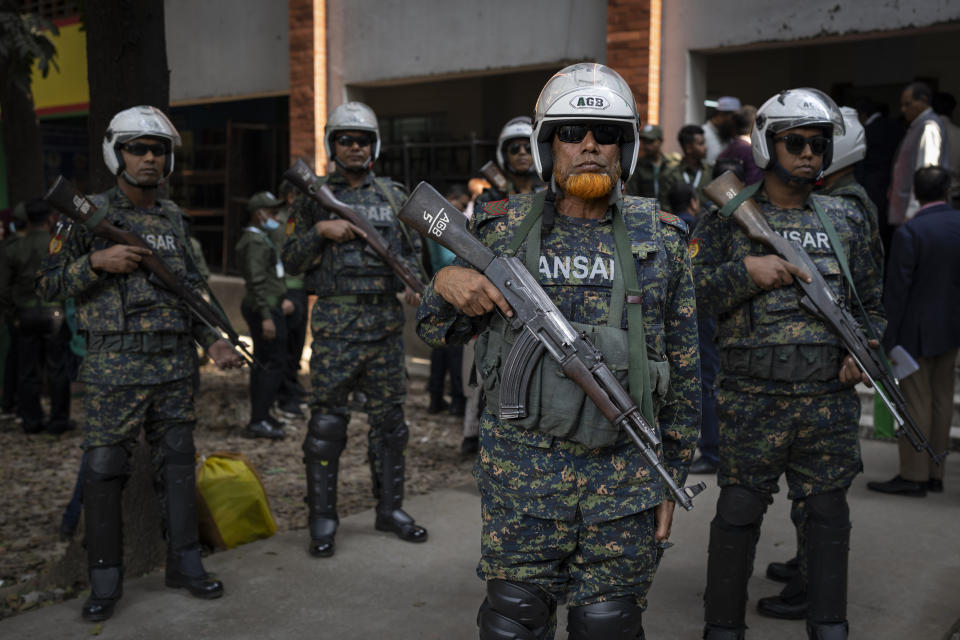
321 293 394 305
86 333 191 354
720 344 843 383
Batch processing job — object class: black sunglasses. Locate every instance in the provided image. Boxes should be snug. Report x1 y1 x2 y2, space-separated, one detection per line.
336 134 372 148
555 124 624 145
775 134 830 156
507 142 531 155
122 142 167 156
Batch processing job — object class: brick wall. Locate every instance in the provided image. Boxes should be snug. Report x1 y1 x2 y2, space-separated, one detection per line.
289 0 315 165
606 0 656 124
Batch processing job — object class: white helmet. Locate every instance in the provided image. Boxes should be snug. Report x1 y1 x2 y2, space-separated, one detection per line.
824 106 866 177
496 116 534 173
751 88 845 177
324 101 380 169
102 105 181 182
531 63 640 182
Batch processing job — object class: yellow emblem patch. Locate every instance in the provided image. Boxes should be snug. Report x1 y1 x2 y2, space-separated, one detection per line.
48 235 63 255
688 237 700 259
285 218 295 236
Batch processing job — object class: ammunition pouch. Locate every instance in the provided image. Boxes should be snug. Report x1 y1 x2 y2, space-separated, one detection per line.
719 344 842 382
477 316 668 449
85 332 192 354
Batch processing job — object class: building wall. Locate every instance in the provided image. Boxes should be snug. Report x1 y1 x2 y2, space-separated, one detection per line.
659 0 960 152
332 0 607 86
165 0 290 104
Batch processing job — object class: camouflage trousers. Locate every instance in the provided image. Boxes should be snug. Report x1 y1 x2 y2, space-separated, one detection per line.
716 385 862 499
473 413 665 635
308 329 406 476
81 376 196 451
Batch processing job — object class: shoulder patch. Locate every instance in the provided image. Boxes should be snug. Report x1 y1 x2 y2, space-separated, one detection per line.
657 211 688 233
688 237 700 259
48 234 64 255
483 199 510 216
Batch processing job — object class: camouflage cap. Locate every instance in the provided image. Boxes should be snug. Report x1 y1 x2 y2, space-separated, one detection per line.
246 191 283 212
638 124 663 141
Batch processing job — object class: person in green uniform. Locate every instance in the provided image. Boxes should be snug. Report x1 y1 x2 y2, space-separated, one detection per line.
236 191 290 439
659 124 713 212
0 199 72 434
625 123 673 200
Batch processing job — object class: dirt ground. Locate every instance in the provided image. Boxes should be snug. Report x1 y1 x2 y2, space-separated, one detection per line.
0 361 475 617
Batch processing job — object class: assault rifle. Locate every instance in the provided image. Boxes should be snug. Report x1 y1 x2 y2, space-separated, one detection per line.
399 181 707 510
478 161 510 196
283 159 425 295
43 176 258 367
703 171 942 464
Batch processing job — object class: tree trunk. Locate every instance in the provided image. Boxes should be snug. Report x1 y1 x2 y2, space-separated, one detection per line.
0 76 44 205
85 0 170 192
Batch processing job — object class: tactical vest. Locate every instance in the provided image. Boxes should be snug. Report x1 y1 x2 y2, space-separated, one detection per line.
305 175 413 297
717 193 853 382
474 192 678 449
74 189 196 338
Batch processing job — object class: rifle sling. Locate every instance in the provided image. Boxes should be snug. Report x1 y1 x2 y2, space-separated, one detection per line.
507 191 656 428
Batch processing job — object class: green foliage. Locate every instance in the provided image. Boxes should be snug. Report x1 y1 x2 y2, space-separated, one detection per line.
0 0 59 93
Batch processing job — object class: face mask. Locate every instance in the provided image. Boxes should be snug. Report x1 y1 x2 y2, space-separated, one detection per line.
262 218 280 231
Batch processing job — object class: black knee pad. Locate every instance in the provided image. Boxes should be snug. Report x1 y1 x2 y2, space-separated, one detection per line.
303 413 348 461
567 597 644 640
84 446 131 483
715 485 767 529
158 425 196 465
478 580 554 640
374 406 408 450
805 489 849 529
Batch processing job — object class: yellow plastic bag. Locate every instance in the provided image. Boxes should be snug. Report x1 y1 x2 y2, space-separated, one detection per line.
196 452 278 550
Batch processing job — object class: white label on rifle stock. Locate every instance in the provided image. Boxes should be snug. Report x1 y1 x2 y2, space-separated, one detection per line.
72 195 91 216
423 207 450 238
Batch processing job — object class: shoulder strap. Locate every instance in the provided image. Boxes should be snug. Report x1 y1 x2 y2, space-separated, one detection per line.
718 179 763 219
372 176 424 273
507 190 549 255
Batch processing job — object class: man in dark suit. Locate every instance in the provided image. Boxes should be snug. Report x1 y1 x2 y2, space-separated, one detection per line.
854 98 905 260
868 166 960 497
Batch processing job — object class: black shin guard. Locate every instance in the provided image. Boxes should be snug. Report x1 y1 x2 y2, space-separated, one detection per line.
82 446 129 618
156 426 200 554
567 597 644 640
704 486 767 631
372 407 427 542
303 413 347 546
478 580 555 640
805 490 850 627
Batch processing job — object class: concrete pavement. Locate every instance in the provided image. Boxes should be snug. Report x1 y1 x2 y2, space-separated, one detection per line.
2 438 958 639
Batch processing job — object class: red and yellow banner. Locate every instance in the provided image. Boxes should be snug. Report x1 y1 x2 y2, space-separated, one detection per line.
30 16 89 117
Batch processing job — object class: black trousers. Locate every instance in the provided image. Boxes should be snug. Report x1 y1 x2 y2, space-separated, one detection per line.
2 320 18 412
17 308 71 430
278 288 308 405
241 302 288 423
428 344 464 401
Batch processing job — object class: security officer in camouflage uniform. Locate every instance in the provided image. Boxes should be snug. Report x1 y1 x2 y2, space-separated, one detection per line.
38 106 244 622
282 101 428 558
236 191 290 439
692 89 885 640
0 199 71 434
759 104 881 622
417 63 700 640
475 116 543 207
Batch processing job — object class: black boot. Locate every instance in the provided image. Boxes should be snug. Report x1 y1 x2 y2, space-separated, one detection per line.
158 427 223 599
303 413 347 557
81 446 128 622
806 521 850 639
765 555 799 582
373 410 427 543
757 571 807 620
427 395 447 414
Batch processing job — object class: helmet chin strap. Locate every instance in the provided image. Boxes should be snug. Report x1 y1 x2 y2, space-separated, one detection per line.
770 160 823 186
120 170 164 188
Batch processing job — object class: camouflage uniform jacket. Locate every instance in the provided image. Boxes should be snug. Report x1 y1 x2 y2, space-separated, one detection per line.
0 228 61 316
691 187 886 396
625 154 676 200
281 171 422 300
659 160 713 212
37 187 218 384
236 226 287 320
271 204 304 289
820 172 884 279
416 192 701 507
474 179 545 209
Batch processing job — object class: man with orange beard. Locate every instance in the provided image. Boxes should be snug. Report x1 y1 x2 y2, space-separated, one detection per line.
416 63 700 639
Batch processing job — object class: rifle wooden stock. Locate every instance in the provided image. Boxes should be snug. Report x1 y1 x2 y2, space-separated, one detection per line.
479 161 509 194
703 171 942 463
282 159 425 295
43 176 256 366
